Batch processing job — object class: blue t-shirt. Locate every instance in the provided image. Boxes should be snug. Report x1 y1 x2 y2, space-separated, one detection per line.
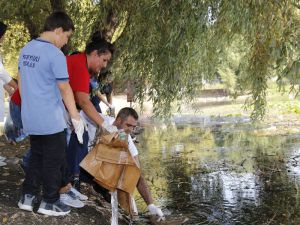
19 39 69 135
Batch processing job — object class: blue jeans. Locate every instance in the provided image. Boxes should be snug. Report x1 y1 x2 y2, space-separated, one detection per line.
10 101 22 129
5 101 26 142
66 130 89 176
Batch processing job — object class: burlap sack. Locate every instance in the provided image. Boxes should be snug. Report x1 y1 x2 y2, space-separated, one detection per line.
117 189 135 216
80 133 141 194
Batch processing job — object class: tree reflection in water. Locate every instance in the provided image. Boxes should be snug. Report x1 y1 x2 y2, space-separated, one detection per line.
135 118 300 224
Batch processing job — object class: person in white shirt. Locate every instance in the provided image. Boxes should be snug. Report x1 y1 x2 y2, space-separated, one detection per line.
82 107 165 220
0 21 17 89
0 21 18 122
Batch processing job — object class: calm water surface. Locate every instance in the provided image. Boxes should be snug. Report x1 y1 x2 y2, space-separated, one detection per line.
135 116 300 225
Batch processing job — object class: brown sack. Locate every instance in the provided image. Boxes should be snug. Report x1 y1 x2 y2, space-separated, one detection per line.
80 133 141 194
79 145 101 180
117 190 134 216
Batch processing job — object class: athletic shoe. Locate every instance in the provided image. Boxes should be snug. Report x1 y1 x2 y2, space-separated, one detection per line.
70 187 88 201
18 194 37 212
15 133 27 142
60 192 84 208
37 199 71 216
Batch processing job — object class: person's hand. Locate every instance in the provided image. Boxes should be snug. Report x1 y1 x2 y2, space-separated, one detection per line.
106 104 115 117
147 204 165 221
107 103 114 109
71 117 86 144
102 120 118 133
108 104 115 112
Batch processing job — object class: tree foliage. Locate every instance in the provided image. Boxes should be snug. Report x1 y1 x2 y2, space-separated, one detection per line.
1 0 300 119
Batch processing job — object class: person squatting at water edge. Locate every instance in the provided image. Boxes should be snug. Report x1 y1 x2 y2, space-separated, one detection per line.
81 107 166 221
17 11 86 216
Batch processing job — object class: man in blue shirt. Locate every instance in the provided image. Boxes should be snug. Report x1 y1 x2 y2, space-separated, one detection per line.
17 11 85 216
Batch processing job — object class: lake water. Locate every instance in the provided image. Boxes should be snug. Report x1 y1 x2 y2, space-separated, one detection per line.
135 116 300 224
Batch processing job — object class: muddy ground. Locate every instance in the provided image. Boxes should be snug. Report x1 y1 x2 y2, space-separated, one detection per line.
0 136 133 225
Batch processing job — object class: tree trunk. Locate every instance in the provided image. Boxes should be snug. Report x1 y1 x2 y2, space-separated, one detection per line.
90 8 119 42
50 0 65 12
23 15 39 39
102 8 118 41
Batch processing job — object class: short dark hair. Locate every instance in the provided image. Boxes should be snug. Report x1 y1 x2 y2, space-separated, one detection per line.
116 107 139 121
0 21 7 39
43 11 74 32
85 31 115 55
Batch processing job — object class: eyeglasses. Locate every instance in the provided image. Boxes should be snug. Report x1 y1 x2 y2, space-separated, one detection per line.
125 123 137 129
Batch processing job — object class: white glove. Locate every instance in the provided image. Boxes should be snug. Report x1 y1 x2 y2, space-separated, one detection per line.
147 204 165 221
71 117 86 144
102 120 118 133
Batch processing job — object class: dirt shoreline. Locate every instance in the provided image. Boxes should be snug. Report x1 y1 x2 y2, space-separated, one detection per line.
0 137 131 225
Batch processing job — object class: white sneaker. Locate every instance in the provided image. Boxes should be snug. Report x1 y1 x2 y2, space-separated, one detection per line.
37 199 71 216
60 192 84 208
18 194 37 212
70 187 88 201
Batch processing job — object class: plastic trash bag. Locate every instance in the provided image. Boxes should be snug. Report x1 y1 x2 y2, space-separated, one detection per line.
4 109 26 142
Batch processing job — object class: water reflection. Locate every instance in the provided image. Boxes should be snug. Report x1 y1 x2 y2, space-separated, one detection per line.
287 148 300 181
135 117 300 224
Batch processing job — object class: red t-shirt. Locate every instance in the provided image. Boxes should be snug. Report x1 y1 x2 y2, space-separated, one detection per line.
11 89 21 106
67 53 90 94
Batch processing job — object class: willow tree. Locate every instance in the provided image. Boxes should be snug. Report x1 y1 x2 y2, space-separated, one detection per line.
108 0 300 119
1 0 300 119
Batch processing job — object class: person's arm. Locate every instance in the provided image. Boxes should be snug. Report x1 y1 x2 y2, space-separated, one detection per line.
134 156 165 219
96 91 113 108
104 82 113 104
7 79 17 90
75 92 117 133
75 91 104 126
57 82 80 120
106 94 112 105
0 61 17 90
58 82 85 143
136 170 154 205
3 83 14 96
